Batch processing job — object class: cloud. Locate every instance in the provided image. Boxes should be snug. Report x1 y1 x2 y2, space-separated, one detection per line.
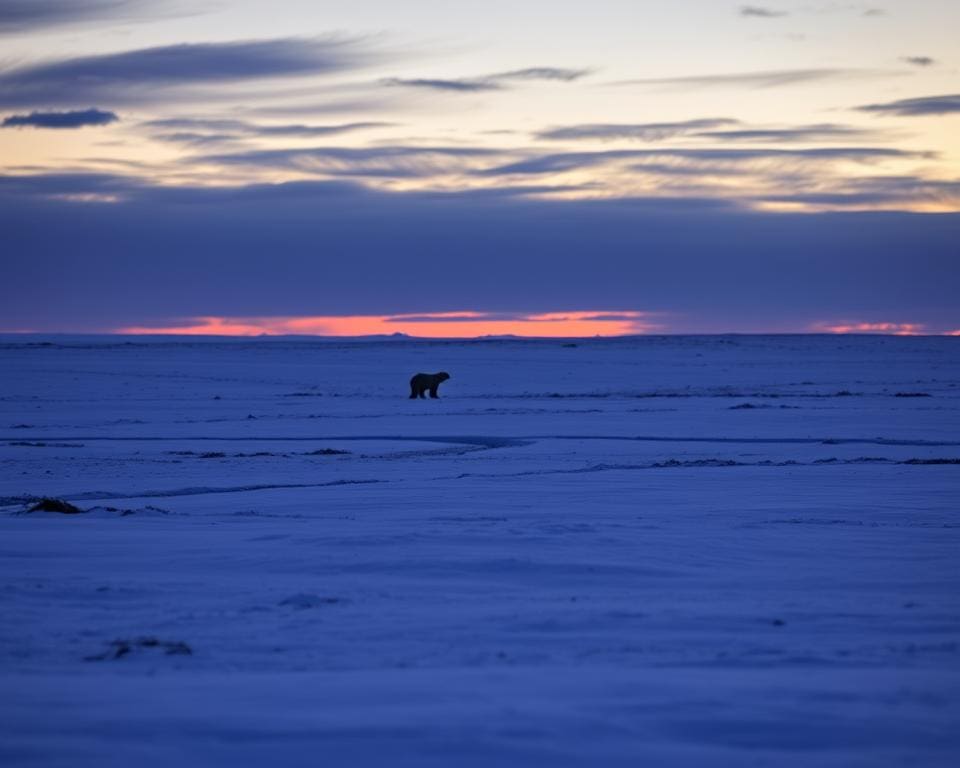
536 119 739 141
198 144 501 178
142 117 393 146
693 123 877 142
755 176 960 208
615 68 891 89
739 6 788 18
858 93 960 116
0 37 375 108
382 67 590 93
382 77 502 92
479 147 925 176
1 174 957 334
0 0 159 32
0 171 149 202
902 56 936 67
490 67 591 82
2 108 118 129
535 121 881 144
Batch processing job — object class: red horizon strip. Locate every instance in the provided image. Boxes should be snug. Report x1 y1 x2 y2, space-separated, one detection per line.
115 311 659 338
6 315 955 337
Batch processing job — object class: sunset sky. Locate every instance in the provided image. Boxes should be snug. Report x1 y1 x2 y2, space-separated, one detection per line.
1 0 958 336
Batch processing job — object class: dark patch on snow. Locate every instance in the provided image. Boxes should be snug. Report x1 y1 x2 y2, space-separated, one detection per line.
303 448 351 456
729 403 800 410
501 390 869 400
9 441 84 447
85 637 192 661
168 450 285 458
54 478 383 502
16 499 174 517
87 505 173 517
278 593 343 609
895 392 932 398
652 459 740 468
766 518 868 526
26 498 84 514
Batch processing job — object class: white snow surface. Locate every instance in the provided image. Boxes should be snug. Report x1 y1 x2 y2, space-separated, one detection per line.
1 335 958 767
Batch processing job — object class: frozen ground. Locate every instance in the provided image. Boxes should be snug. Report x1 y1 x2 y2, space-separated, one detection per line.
1 334 958 767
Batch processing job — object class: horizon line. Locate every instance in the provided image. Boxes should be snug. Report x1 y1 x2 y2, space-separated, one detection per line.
3 331 959 341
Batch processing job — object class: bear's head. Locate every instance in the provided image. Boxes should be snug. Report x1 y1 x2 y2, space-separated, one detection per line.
437 371 450 381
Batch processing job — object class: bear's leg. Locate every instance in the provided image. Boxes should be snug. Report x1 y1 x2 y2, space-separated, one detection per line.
429 385 439 398
418 387 427 399
409 385 418 399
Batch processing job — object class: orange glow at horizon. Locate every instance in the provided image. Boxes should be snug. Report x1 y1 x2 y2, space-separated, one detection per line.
116 311 660 338
813 322 928 336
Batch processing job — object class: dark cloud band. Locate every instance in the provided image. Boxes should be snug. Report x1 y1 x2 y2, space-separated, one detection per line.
0 37 374 108
537 119 738 141
2 108 118 128
0 0 155 32
858 93 960 116
0 174 956 334
382 67 589 93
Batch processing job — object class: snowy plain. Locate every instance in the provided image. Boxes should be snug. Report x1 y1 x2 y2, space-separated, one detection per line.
1 334 958 767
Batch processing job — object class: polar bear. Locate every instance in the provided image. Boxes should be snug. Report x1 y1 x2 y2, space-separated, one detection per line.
409 371 450 399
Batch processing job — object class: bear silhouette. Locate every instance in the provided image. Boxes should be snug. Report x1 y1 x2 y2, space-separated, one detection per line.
409 371 450 399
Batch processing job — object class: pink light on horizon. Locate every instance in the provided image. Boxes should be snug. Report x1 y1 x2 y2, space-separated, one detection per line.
116 311 660 338
811 322 929 336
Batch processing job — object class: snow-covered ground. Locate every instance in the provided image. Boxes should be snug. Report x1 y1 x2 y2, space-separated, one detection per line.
1 335 958 767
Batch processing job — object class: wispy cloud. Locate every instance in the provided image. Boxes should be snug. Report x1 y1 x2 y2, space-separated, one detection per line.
0 37 376 108
490 67 591 82
739 5 789 18
2 108 118 129
693 123 878 142
382 77 502 92
199 144 501 178
382 67 589 93
479 147 925 176
142 117 393 146
858 93 960 116
740 3 883 20
536 121 880 144
901 56 936 67
613 68 891 89
536 119 738 141
0 0 167 32
755 175 960 209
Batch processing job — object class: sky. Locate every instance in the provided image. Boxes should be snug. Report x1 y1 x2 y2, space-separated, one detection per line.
1 0 958 336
